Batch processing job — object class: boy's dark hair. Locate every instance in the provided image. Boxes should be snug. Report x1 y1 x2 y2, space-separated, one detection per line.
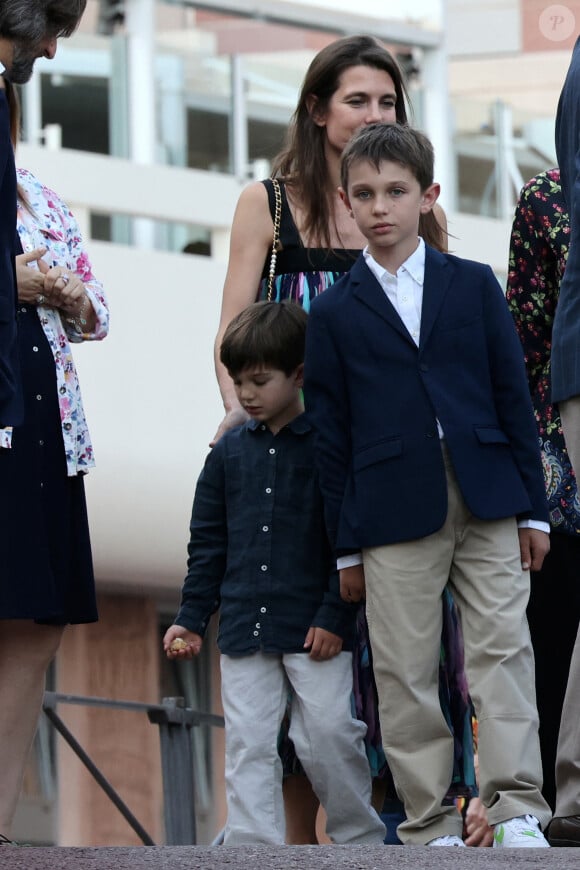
220 301 308 377
0 0 86 43
340 123 435 193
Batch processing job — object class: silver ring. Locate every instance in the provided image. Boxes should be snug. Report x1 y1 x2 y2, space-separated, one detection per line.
37 293 46 305
61 273 69 285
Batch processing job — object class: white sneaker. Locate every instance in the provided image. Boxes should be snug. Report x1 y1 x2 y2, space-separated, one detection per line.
493 815 550 848
427 835 466 847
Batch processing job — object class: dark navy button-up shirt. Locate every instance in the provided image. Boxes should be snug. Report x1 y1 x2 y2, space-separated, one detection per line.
175 414 355 656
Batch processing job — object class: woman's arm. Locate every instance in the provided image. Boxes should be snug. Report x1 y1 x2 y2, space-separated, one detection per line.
16 170 109 342
211 180 275 445
56 199 108 342
506 172 565 396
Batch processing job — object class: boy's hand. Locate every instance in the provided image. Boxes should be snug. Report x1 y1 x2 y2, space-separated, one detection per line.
463 796 494 847
303 626 343 660
518 528 550 573
163 624 203 659
340 564 365 602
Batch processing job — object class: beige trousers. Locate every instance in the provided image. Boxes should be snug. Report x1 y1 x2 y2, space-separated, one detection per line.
363 450 551 844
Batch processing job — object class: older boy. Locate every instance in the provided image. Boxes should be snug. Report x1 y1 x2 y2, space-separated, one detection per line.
304 123 552 847
164 301 385 847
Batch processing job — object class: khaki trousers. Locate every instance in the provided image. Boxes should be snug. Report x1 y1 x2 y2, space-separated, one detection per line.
363 449 551 844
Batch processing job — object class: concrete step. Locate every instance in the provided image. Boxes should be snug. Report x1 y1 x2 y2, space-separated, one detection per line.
0 845 579 869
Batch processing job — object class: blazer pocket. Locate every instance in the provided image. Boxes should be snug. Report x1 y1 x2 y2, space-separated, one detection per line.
437 314 479 333
354 437 403 471
474 426 510 445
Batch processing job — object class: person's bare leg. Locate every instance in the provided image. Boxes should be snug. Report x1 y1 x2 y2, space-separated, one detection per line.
283 773 320 844
0 620 64 835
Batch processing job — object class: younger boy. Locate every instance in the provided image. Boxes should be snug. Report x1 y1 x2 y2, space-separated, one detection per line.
304 123 552 848
164 301 385 847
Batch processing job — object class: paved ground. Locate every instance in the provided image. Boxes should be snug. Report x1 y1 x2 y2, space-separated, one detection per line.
0 846 579 870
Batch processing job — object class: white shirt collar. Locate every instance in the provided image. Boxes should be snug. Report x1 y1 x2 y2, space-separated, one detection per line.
363 237 425 286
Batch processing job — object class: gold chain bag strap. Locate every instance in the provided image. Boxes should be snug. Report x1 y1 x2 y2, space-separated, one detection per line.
266 178 282 302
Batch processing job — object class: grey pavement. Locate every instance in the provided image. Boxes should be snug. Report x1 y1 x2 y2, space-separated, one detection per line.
0 846 579 870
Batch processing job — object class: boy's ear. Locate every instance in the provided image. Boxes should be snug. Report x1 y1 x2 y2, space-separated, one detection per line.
420 182 440 214
338 186 353 217
306 94 326 127
294 363 305 388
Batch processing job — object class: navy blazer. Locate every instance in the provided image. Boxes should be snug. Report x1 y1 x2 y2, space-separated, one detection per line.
553 36 580 403
304 247 549 552
0 89 21 429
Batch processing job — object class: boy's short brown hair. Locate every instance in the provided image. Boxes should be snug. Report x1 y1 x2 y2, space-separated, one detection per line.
341 123 435 193
220 301 307 377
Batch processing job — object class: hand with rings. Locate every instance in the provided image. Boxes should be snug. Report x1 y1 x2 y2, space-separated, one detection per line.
37 262 84 312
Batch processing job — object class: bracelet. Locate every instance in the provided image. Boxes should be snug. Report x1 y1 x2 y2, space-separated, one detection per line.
65 293 90 333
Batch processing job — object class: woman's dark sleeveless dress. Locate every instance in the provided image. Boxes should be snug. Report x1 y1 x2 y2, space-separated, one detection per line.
259 179 476 800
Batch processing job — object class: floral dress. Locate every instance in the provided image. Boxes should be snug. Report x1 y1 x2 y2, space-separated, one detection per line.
260 179 476 800
506 168 579 533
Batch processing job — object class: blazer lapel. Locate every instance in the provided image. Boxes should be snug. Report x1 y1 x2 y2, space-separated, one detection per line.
419 246 453 348
351 257 416 346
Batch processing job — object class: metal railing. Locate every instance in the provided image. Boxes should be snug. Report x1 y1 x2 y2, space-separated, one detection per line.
42 692 224 845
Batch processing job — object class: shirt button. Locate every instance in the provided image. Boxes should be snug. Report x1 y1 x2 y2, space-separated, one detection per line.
253 630 259 637
64 422 72 431
265 487 272 494
32 346 39 352
36 394 42 401
260 424 266 431
262 525 269 532
261 564 268 572
255 622 261 629
260 607 267 613
59 386 66 395
21 307 27 313
39 439 44 446
269 448 275 455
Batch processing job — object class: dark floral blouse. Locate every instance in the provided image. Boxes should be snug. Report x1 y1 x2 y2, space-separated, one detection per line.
507 168 580 535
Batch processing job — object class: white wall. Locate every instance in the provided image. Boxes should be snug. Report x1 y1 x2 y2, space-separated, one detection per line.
72 242 225 594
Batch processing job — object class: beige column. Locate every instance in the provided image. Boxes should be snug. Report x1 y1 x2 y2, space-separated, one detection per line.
56 593 163 846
